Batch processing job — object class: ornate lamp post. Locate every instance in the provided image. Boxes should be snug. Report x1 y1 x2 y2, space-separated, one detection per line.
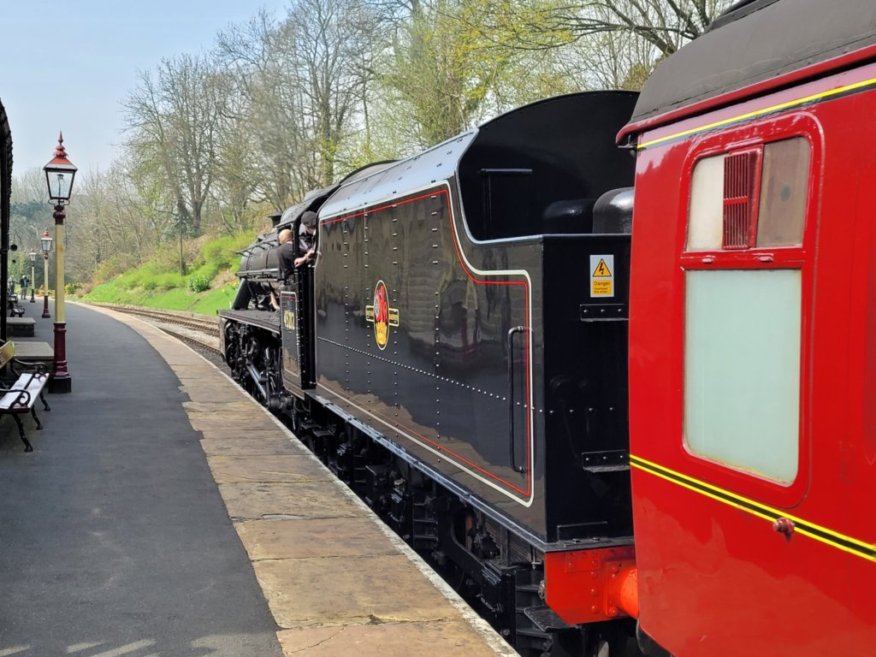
40 231 52 318
43 133 77 393
28 251 36 303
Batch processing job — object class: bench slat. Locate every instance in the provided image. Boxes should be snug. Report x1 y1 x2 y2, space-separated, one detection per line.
0 373 48 411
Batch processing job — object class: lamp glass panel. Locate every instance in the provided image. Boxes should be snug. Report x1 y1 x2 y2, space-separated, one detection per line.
45 169 74 201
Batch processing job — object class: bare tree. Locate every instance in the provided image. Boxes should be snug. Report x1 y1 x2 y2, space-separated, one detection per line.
217 1 377 211
545 0 730 57
218 12 300 210
290 0 377 184
441 0 730 95
124 54 224 235
218 12 325 209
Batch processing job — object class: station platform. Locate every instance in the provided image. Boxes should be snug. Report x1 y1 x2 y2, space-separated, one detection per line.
0 301 513 657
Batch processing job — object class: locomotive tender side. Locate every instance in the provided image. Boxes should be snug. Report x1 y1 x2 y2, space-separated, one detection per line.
313 91 637 547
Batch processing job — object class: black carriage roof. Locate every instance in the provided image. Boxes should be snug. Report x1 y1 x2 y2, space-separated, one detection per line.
622 0 876 137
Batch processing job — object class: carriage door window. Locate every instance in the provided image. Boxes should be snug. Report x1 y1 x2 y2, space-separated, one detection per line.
683 137 810 484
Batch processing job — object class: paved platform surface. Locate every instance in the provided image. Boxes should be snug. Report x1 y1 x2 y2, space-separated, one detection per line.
0 302 513 657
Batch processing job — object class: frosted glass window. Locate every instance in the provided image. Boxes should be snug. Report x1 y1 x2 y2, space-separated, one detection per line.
757 138 810 247
687 154 725 250
684 269 801 483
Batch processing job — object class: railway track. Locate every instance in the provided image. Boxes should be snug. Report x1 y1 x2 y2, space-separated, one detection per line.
91 303 223 365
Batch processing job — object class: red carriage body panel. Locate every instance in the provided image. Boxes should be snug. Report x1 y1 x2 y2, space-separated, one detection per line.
626 42 876 657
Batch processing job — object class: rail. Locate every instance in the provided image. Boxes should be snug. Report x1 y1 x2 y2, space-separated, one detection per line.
90 303 221 356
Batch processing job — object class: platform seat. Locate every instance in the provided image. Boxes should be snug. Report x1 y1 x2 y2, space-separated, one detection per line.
0 341 50 452
7 295 24 317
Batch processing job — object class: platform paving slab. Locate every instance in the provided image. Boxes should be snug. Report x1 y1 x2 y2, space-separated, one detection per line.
183 399 260 414
277 620 508 657
209 454 332 484
236 517 400 560
255 554 457 628
178 384 249 404
199 432 310 456
188 414 280 433
220 480 367 521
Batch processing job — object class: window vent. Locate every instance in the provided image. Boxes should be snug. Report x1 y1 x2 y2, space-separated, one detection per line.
722 150 759 249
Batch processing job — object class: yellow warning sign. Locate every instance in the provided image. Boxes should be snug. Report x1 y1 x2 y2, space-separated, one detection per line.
592 279 613 296
592 258 612 278
590 254 615 298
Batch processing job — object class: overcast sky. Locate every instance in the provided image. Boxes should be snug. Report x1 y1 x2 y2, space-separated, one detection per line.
1 1 288 178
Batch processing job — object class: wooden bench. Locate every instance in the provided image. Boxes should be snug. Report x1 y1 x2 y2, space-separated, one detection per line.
7 294 24 317
0 341 50 452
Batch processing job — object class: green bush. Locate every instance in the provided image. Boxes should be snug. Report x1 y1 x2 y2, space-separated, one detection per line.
187 274 211 293
65 282 80 295
190 261 219 282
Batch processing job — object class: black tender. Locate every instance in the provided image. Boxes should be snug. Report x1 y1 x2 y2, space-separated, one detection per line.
629 0 876 127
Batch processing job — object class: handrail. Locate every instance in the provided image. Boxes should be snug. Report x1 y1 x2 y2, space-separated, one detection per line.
507 325 528 474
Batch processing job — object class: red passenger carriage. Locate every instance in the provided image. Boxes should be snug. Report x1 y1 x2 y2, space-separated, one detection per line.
620 1 876 655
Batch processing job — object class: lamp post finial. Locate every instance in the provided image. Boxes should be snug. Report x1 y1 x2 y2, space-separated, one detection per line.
54 133 68 160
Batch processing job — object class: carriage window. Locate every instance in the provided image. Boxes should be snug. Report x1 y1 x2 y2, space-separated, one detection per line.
687 137 810 251
681 121 815 496
687 153 725 250
684 269 801 483
757 138 810 246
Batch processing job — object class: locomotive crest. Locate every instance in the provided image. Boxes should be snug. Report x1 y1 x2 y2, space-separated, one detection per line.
365 280 399 350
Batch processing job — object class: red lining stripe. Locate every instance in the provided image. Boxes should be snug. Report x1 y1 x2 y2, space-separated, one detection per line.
321 187 533 497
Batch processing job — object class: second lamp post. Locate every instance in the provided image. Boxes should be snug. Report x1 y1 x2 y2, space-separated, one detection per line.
40 230 52 318
28 251 36 303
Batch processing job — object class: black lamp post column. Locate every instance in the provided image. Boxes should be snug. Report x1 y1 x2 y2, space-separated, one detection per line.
41 229 52 318
41 254 50 318
50 203 70 392
29 252 35 303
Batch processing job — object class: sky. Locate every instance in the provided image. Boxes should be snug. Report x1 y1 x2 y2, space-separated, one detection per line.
1 1 289 178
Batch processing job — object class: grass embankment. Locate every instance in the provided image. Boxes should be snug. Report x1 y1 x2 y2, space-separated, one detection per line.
83 233 251 315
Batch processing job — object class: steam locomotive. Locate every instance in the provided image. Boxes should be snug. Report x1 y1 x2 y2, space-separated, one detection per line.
222 89 639 656
221 1 876 656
